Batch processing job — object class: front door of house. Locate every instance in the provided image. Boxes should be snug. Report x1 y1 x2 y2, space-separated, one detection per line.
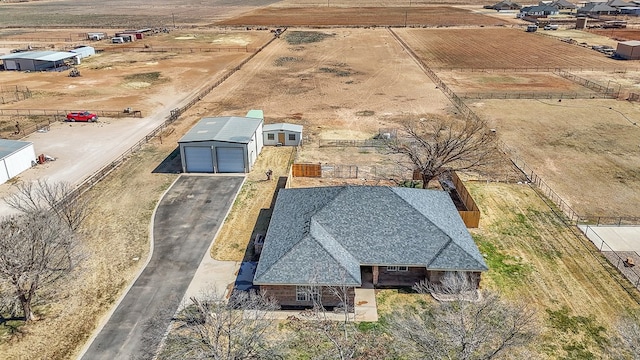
278 132 285 145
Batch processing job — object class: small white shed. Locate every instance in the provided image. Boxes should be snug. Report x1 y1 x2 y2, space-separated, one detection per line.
263 123 303 146
178 110 264 173
0 140 36 185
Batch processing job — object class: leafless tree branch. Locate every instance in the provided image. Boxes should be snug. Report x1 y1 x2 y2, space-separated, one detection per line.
387 115 499 188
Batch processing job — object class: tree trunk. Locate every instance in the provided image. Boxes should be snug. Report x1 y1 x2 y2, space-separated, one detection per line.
19 293 35 322
421 172 437 189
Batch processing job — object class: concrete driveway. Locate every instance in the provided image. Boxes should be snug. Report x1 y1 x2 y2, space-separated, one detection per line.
79 175 244 360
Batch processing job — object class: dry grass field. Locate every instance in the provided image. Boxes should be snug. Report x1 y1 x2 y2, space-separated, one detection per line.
590 28 640 42
216 6 510 27
471 98 640 217
396 27 637 70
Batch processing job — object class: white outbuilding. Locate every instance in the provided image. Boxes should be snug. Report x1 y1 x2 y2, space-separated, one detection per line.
178 110 264 173
70 45 95 60
262 123 303 146
0 139 36 185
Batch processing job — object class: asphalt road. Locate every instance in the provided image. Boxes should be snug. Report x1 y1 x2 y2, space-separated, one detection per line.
80 175 244 360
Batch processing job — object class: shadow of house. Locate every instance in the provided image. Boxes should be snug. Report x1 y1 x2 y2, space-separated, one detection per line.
152 147 182 174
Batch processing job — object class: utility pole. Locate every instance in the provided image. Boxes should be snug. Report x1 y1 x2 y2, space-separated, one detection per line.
405 11 408 27
172 13 176 28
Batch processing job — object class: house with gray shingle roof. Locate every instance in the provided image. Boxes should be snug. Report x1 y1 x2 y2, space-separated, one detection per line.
253 186 488 309
578 1 617 14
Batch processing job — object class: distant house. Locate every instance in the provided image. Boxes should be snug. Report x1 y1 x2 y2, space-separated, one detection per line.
550 0 578 10
519 4 560 16
578 2 617 14
619 5 640 13
0 51 78 71
607 0 632 7
263 123 303 146
253 186 488 309
487 0 522 10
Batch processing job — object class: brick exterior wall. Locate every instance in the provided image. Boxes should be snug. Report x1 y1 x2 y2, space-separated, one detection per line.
260 285 355 309
377 266 427 287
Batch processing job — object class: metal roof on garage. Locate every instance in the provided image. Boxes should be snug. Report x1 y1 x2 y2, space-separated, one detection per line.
179 116 263 144
0 139 33 160
0 51 77 62
263 123 303 133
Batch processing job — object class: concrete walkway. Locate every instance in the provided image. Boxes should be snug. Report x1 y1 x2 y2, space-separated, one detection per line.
79 175 244 360
579 225 640 253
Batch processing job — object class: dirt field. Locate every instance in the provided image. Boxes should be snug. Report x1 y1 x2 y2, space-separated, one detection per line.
0 29 272 138
590 28 640 42
439 71 593 95
471 98 640 217
396 27 638 70
575 69 640 95
217 6 510 27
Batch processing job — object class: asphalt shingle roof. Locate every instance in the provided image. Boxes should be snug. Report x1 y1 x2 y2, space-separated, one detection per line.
253 186 488 286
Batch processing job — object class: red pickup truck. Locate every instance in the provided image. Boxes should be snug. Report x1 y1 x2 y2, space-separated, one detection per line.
66 111 98 122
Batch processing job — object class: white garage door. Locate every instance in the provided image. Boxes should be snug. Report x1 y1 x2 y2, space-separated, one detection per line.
184 146 213 173
216 147 245 173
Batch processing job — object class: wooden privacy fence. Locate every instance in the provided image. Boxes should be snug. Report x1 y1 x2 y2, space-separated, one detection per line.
292 163 322 177
448 171 480 228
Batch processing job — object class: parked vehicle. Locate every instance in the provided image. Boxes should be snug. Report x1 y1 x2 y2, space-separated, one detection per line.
544 24 559 30
526 24 538 32
66 111 98 122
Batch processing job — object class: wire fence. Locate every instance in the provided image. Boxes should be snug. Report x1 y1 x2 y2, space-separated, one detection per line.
433 67 638 72
0 109 142 118
95 46 254 53
554 69 619 95
458 91 613 100
318 139 386 148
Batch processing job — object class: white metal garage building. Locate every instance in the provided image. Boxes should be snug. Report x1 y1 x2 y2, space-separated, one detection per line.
178 111 264 173
0 140 36 185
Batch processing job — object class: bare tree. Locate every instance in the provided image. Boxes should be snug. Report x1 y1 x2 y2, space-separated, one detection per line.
387 115 499 188
6 179 90 232
386 291 538 360
158 290 284 360
0 211 81 321
290 271 393 360
413 271 480 300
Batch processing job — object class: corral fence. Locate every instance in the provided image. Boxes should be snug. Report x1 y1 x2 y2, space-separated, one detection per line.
459 91 613 100
0 85 32 104
5 120 53 140
627 92 640 102
554 69 619 96
433 67 637 73
0 109 142 118
95 46 254 53
319 139 386 148
65 29 285 201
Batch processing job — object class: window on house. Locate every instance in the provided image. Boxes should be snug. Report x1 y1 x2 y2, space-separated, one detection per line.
267 133 275 140
288 134 296 141
386 266 409 272
296 286 320 302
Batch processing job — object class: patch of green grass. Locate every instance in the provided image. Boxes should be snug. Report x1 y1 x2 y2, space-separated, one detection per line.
284 31 333 45
319 67 352 77
123 71 165 84
356 110 375 116
545 306 608 359
274 56 302 66
476 234 532 288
